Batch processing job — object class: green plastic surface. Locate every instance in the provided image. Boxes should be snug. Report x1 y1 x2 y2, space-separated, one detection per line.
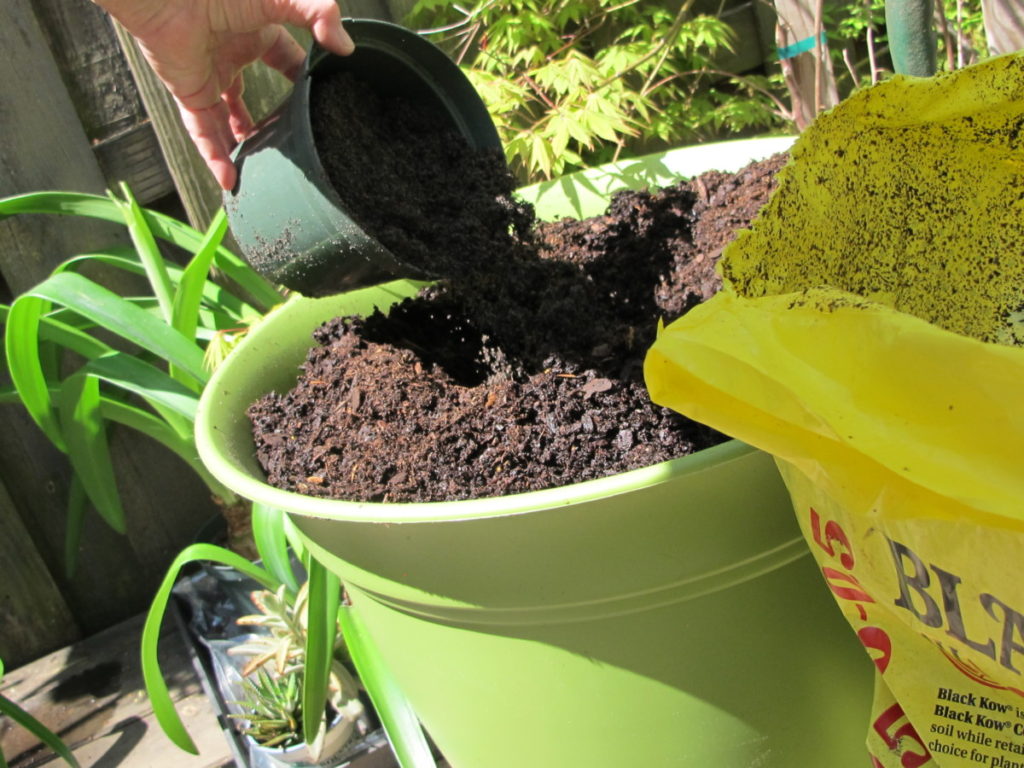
197 138 873 767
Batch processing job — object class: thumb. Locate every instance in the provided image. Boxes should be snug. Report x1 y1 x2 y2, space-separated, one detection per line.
312 9 355 56
272 0 354 56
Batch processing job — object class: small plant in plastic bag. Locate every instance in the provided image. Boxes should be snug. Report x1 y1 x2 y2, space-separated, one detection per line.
227 582 366 759
143 505 437 767
233 668 304 749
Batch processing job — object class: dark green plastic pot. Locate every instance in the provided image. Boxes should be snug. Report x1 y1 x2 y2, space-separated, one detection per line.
198 139 873 767
223 19 502 297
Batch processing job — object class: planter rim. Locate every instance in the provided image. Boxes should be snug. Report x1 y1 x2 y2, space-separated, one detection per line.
200 399 756 523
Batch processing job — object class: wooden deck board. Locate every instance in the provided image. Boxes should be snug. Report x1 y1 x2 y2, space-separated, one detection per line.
1 612 235 767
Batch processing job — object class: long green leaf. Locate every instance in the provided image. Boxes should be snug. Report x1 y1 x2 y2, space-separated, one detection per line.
58 374 124 533
33 312 113 359
111 185 176 325
337 604 437 768
141 543 276 754
0 693 81 768
54 245 139 274
6 282 204 453
82 352 199 427
6 294 65 450
24 272 207 387
0 191 283 310
0 191 124 222
64 474 88 578
252 503 299 593
98 397 234 502
173 209 228 342
57 252 260 322
303 558 340 748
0 658 81 768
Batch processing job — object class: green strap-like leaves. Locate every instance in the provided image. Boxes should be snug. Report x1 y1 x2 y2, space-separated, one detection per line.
337 604 437 768
252 503 300 594
82 352 199 439
98 397 234 504
57 251 260 323
52 350 203 535
0 191 283 310
173 209 228 344
303 557 341 748
7 271 208 450
0 658 81 768
110 185 176 325
141 544 277 754
6 294 67 449
58 373 124 533
13 271 207 396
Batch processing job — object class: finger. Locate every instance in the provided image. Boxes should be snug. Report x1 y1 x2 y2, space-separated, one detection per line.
179 101 239 190
260 24 308 81
222 76 254 142
263 0 354 56
311 7 354 57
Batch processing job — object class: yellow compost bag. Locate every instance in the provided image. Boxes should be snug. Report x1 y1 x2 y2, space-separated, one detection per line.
645 53 1024 768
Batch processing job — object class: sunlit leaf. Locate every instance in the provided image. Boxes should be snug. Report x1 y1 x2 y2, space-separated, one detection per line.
22 272 207 389
142 544 275 754
59 373 124 532
338 604 437 768
0 684 81 768
108 185 176 324
0 192 282 311
302 557 340 748
5 294 65 449
253 503 300 594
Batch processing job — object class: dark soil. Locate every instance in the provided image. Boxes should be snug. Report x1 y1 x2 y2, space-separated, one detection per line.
248 70 784 503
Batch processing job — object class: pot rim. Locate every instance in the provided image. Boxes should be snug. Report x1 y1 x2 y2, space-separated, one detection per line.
199 318 757 524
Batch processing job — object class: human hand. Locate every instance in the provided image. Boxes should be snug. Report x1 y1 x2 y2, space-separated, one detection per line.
96 0 354 190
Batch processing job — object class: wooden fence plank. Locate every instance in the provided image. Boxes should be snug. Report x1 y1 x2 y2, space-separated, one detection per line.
0 477 79 668
29 0 175 203
29 0 143 142
0 0 126 296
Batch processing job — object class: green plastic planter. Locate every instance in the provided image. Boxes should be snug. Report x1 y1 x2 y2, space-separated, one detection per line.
224 19 503 296
197 138 873 767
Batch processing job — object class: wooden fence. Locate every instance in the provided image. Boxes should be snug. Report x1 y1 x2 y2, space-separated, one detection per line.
0 0 409 668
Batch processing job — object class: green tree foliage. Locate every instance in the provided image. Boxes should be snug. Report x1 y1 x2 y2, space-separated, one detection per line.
935 0 987 70
825 0 987 91
407 0 789 181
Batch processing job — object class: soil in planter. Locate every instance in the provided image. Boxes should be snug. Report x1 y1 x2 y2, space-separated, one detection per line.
248 70 785 504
